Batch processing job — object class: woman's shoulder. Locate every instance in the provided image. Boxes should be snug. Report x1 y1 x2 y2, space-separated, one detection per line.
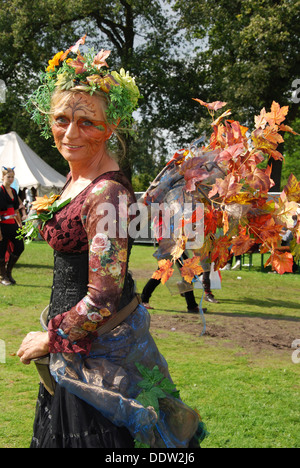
88 171 136 201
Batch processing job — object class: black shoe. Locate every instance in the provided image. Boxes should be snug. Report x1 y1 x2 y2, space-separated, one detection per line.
204 293 219 304
187 307 207 314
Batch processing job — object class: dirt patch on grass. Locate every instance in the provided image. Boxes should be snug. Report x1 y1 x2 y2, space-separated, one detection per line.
149 310 300 355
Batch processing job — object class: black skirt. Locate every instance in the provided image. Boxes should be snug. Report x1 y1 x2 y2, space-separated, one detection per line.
30 384 135 448
31 250 136 448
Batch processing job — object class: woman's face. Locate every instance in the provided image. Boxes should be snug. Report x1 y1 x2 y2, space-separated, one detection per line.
51 93 112 164
3 172 14 186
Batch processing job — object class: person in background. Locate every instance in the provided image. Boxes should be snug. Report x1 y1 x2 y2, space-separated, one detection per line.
0 167 26 285
280 215 299 274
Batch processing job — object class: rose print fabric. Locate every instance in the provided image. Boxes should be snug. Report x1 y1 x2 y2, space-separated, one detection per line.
43 171 136 354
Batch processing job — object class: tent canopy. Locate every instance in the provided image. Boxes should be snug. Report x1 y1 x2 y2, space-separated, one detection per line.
0 131 66 195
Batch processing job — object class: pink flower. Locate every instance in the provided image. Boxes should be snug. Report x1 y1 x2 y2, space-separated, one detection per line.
87 312 103 323
90 255 101 271
90 233 111 255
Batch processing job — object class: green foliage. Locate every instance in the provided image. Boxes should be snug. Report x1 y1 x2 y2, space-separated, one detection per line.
135 362 180 414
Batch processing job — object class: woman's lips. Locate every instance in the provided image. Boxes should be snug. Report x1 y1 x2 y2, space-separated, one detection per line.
62 143 84 150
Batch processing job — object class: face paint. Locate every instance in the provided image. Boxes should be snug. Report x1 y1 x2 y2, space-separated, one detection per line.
51 93 113 162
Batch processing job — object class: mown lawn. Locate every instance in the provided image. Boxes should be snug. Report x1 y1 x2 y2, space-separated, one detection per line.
0 241 299 448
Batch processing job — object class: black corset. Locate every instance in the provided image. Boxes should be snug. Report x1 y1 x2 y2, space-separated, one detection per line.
47 250 135 323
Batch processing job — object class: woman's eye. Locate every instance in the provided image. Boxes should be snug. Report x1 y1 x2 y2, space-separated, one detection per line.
81 120 94 127
55 116 69 125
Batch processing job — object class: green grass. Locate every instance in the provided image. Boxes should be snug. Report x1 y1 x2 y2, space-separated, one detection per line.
0 242 299 448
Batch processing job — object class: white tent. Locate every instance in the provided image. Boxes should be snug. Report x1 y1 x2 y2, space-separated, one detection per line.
0 131 66 195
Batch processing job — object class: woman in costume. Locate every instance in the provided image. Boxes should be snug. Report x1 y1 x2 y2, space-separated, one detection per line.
17 37 206 448
0 167 26 285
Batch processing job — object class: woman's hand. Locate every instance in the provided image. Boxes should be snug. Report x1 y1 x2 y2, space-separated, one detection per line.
17 332 50 365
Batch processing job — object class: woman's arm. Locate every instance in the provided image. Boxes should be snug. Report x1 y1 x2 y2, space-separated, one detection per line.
48 179 133 354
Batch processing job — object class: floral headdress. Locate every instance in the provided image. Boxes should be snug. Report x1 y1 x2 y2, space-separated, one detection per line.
26 35 140 138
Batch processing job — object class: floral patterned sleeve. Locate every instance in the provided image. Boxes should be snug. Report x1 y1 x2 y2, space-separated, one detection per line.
48 179 133 354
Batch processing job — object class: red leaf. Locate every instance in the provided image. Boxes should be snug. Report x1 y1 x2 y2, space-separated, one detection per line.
192 98 227 111
215 143 245 163
231 234 256 256
209 174 243 200
264 251 294 275
211 236 231 269
246 167 274 193
204 206 220 236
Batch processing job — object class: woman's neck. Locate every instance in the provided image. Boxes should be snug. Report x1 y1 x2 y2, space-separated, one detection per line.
60 153 120 201
3 183 12 191
68 153 119 183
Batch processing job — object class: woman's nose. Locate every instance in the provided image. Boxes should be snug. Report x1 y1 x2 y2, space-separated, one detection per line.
65 121 80 138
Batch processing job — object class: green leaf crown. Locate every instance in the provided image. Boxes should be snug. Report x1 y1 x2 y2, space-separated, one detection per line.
26 35 141 139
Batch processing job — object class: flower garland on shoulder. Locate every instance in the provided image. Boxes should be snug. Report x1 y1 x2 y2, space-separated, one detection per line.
17 194 71 243
26 35 141 139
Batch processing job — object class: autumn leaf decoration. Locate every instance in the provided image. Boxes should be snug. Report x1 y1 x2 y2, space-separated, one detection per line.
17 195 71 243
149 99 299 280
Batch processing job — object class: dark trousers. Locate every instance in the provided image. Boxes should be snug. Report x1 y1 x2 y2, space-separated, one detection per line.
141 277 198 310
0 223 24 258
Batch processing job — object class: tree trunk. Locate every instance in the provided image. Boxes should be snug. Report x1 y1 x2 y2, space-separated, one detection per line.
268 159 282 192
268 142 284 192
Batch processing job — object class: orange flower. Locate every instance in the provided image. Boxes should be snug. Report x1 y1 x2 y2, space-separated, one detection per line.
82 322 98 332
100 308 111 317
118 249 127 262
46 51 64 72
31 194 60 213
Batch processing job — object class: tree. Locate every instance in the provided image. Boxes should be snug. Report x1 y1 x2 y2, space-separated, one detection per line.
172 0 300 190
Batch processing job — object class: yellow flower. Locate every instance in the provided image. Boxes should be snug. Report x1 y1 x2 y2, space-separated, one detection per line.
31 194 60 213
100 308 111 317
118 249 127 262
82 322 98 332
46 51 64 72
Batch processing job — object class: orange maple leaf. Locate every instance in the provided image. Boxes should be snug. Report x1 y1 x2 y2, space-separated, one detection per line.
279 124 299 135
209 174 243 201
249 215 283 245
211 236 231 269
275 194 299 228
282 174 300 203
212 109 232 126
265 101 289 126
246 167 274 193
180 256 204 283
192 98 227 112
231 233 256 256
152 259 174 285
264 251 294 275
254 107 268 129
170 235 188 261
